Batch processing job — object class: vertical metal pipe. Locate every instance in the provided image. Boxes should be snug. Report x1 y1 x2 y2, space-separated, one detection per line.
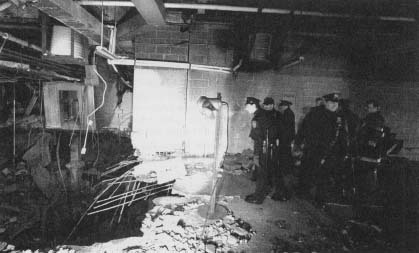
209 93 222 217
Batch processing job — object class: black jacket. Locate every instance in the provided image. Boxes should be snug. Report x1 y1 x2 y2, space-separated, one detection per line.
278 108 295 147
249 109 274 156
363 112 385 129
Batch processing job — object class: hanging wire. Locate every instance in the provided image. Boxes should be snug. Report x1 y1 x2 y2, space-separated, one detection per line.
12 81 15 170
183 30 191 154
81 66 107 154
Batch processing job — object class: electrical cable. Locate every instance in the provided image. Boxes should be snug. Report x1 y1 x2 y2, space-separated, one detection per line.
12 81 15 170
81 65 107 154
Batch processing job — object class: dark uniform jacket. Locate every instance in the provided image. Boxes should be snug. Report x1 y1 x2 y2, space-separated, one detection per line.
278 108 295 147
249 109 274 156
363 112 385 129
296 107 348 158
295 105 323 146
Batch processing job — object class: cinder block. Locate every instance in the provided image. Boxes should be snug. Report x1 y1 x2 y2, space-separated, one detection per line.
190 79 209 88
157 31 171 39
137 52 150 59
143 44 156 53
141 31 157 38
190 55 208 64
190 44 208 55
170 46 188 56
151 38 173 44
156 45 171 54
149 53 164 60
188 70 203 80
163 54 180 61
135 37 152 43
156 25 174 31
178 55 188 62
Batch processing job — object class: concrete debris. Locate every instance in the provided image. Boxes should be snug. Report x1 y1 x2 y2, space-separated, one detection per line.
0 242 15 252
68 198 254 253
274 218 291 229
222 150 254 175
138 197 255 252
0 245 76 253
131 157 187 184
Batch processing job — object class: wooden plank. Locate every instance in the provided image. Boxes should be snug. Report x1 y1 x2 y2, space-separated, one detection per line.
24 93 39 116
43 83 61 128
0 60 30 70
131 0 166 25
33 0 109 45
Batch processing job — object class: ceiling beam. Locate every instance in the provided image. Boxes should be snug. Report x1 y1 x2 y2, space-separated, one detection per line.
77 1 416 22
117 14 146 40
33 0 110 45
131 0 166 25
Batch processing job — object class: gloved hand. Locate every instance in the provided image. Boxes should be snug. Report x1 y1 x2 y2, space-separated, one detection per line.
253 155 260 167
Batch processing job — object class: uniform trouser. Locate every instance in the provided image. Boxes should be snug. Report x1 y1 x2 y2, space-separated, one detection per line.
354 160 381 205
300 149 346 203
272 146 293 196
253 152 270 199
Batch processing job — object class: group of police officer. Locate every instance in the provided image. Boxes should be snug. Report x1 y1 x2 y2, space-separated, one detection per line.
243 92 385 205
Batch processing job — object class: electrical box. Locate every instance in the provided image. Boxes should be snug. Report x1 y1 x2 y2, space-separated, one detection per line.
43 82 95 130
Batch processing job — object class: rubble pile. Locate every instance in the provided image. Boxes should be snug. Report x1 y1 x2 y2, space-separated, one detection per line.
137 197 255 252
222 149 254 175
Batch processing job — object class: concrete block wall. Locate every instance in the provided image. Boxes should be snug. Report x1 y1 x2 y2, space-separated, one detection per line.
117 23 419 159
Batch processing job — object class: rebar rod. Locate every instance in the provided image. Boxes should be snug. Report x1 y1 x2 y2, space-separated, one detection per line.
93 183 173 210
117 181 132 223
65 170 131 242
87 186 173 215
96 180 170 203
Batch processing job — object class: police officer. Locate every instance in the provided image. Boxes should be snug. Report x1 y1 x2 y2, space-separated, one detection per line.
244 97 273 204
261 97 280 186
295 93 350 204
355 99 386 204
272 100 295 201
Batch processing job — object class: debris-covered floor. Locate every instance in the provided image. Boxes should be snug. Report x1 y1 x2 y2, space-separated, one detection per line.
0 130 418 253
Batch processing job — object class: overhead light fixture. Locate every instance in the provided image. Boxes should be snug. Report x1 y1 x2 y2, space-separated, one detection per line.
197 96 224 112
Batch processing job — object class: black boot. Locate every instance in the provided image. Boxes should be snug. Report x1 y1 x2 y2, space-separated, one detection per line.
271 191 290 201
245 194 264 204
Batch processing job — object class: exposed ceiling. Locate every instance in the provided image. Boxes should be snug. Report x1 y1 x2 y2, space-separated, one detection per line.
0 0 416 81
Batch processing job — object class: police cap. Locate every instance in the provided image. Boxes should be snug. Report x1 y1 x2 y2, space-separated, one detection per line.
278 100 292 106
245 97 260 105
262 97 274 105
323 93 340 102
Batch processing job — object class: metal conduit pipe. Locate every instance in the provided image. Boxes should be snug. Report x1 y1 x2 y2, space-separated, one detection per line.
76 1 416 22
0 32 43 52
